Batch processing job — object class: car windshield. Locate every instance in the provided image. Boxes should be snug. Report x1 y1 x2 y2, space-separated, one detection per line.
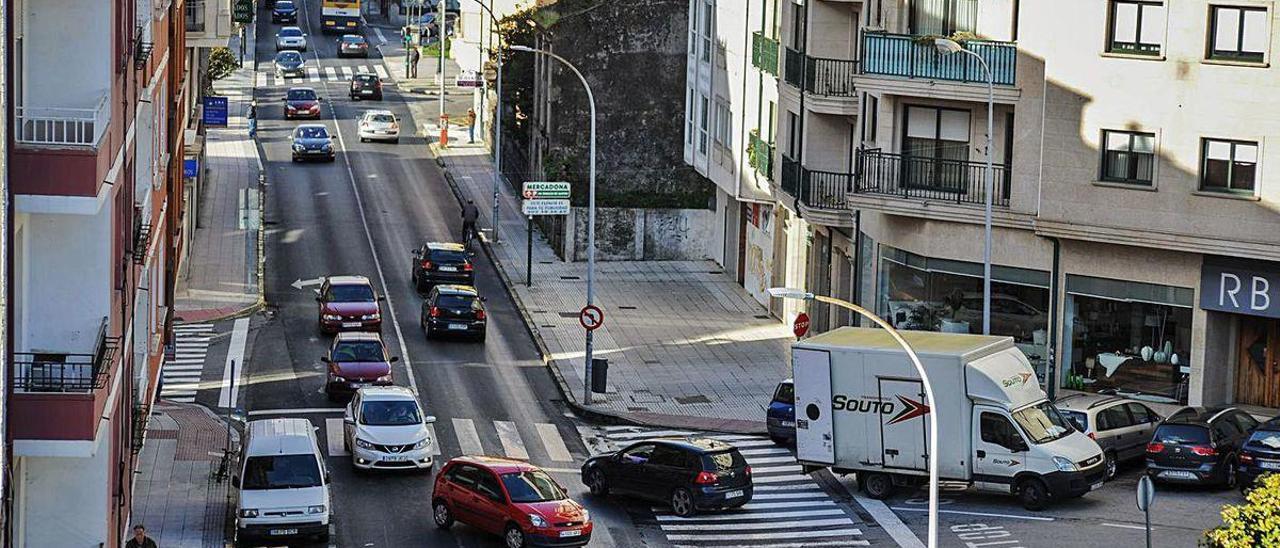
277 52 302 64
702 450 747 471
1247 430 1280 450
1011 401 1074 444
287 89 316 101
296 126 328 139
328 284 375 302
369 114 395 123
355 75 377 83
361 400 421 426
500 470 566 503
242 454 321 490
279 28 302 37
332 341 384 362
276 1 294 8
1060 410 1088 432
343 35 366 43
1154 424 1211 444
436 294 476 309
773 382 794 405
429 249 468 263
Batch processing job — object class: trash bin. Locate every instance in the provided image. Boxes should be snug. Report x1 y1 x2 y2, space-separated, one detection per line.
591 358 608 393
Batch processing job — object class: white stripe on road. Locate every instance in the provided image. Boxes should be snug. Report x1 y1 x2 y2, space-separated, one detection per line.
890 506 1056 522
752 474 814 484
163 373 204 380
749 491 831 500
754 483 826 491
606 429 695 440
265 74 276 87
341 66 354 79
248 408 346 416
655 508 847 522
536 423 573 462
855 495 926 548
495 420 529 460
163 383 201 391
163 364 205 371
748 456 799 465
374 65 389 79
674 542 868 548
660 517 854 532
740 447 796 456
373 27 386 44
218 317 250 408
326 418 348 456
256 72 266 87
167 396 196 403
453 418 484 456
665 529 864 542
326 67 338 80
307 67 320 82
654 500 837 513
1102 523 1148 530
174 324 214 330
752 465 805 475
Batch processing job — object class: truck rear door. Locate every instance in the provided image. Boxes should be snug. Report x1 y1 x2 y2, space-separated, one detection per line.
794 348 835 465
878 378 928 471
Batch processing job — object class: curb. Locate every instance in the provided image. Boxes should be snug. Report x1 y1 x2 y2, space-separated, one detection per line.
426 144 767 435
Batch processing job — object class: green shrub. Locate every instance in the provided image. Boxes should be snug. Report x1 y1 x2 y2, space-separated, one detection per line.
1203 473 1280 547
208 47 239 81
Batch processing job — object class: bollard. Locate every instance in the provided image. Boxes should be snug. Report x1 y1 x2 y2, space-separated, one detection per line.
439 114 450 148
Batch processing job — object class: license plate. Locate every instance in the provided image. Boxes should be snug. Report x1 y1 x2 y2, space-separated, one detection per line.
559 530 582 538
725 489 745 499
1090 482 1103 491
361 90 373 95
1160 470 1198 480
342 322 361 327
439 266 458 272
448 323 468 330
781 420 796 427
269 529 297 536
1261 461 1280 470
383 454 408 461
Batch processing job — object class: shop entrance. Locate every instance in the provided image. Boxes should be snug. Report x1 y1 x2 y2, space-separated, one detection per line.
1236 316 1280 408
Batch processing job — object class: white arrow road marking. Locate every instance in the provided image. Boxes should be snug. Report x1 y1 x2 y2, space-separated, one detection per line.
217 318 250 408
291 277 325 290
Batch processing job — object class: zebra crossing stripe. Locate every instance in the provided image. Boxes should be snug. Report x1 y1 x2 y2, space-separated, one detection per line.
325 67 338 80
340 66 353 79
452 418 484 456
374 65 389 79
673 541 869 548
495 420 529 460
660 517 855 532
326 418 348 457
536 423 573 462
174 323 214 330
163 365 204 371
655 508 847 522
307 67 320 82
664 529 865 542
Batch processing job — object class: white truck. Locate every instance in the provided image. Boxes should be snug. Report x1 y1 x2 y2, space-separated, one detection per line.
793 327 1104 510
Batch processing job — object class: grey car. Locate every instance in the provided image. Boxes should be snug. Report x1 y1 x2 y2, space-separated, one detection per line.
1056 393 1162 480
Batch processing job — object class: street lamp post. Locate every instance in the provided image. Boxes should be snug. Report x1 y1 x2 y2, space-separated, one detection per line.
934 38 994 336
509 45 597 405
767 287 939 548
471 0 503 243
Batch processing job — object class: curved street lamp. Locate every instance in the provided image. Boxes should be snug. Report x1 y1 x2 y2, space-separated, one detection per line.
768 287 939 548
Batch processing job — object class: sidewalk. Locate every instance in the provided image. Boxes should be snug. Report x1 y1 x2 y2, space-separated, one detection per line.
132 401 236 547
174 26 263 323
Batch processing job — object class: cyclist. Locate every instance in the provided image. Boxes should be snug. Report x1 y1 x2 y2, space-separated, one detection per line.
461 199 480 246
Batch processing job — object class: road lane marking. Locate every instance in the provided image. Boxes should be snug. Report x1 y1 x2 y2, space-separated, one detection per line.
1102 523 1147 530
495 420 529 460
854 495 926 548
341 66 354 79
374 65 389 79
660 517 854 532
453 418 484 455
325 67 338 80
307 67 320 82
247 408 346 416
673 542 867 548
426 422 441 456
752 474 815 484
535 423 573 462
217 317 250 408
750 492 831 500
655 508 847 522
891 507 1056 521
326 417 349 456
174 323 214 330
373 27 386 44
664 529 865 542
162 364 205 371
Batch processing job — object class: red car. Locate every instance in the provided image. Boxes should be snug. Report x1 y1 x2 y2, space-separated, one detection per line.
321 332 396 401
433 456 592 548
317 275 383 334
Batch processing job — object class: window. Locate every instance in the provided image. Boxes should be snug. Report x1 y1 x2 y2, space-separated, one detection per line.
714 98 731 148
1126 403 1157 424
1100 130 1156 185
1011 401 1075 444
500 471 565 503
648 445 687 468
620 443 655 464
701 0 713 62
1209 5 1267 62
1108 1 1164 56
772 382 794 405
689 3 697 56
475 471 505 501
1097 406 1134 431
686 88 695 146
980 412 1025 451
1213 419 1242 442
698 94 710 154
903 105 971 190
786 111 800 157
1201 138 1257 193
862 94 879 143
1232 412 1261 433
910 0 977 36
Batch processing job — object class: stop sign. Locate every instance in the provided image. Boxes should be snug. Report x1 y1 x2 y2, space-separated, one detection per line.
793 313 810 338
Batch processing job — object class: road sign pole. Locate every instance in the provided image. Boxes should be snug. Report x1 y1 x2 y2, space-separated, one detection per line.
526 215 533 287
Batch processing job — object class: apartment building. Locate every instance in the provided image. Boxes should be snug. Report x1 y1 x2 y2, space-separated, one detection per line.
181 0 232 272
754 0 1280 409
6 0 190 544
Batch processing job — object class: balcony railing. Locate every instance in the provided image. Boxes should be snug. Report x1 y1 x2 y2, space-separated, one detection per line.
800 169 853 210
780 155 802 197
186 0 206 32
14 317 119 393
15 95 110 147
132 403 152 454
748 130 774 179
861 32 1016 86
783 47 804 89
855 149 1010 206
751 32 779 77
784 50 859 97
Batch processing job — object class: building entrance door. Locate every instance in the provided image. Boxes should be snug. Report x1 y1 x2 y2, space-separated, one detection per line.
1235 316 1280 408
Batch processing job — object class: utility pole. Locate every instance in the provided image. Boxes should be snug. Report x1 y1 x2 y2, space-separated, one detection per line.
438 0 446 120
0 0 9 535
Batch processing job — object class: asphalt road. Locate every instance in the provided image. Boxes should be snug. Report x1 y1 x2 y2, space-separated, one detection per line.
238 4 646 547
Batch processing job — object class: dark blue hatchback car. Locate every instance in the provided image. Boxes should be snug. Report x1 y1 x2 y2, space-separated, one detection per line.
271 0 298 23
766 379 795 445
1239 417 1280 491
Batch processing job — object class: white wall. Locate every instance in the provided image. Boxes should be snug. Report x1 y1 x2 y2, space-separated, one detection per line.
20 205 113 354
21 0 112 110
17 433 111 547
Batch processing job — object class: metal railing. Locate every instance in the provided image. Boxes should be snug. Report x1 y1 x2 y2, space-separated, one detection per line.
860 32 1016 86
748 130 774 179
784 50 859 97
780 155 802 197
783 47 804 89
855 149 1010 206
801 169 853 210
15 95 111 146
14 317 119 392
186 0 206 32
132 403 152 454
751 32 779 77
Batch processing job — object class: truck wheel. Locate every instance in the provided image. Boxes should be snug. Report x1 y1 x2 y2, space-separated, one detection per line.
1018 478 1049 511
861 473 895 500
1104 451 1118 480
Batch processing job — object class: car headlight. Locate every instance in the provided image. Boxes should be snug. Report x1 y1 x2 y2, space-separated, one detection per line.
528 513 548 528
307 505 326 515
333 376 346 383
322 313 341 320
376 374 392 383
580 508 590 522
355 438 374 450
293 143 305 152
361 313 379 320
1052 456 1077 472
413 436 432 450
239 508 259 518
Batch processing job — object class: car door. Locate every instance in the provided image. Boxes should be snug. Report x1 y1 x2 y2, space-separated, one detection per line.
444 464 482 526
612 443 656 497
1098 405 1137 460
471 470 509 534
646 445 690 498
1125 403 1160 454
971 408 1027 494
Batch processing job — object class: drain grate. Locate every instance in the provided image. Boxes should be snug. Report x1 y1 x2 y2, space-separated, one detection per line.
708 271 724 275
558 312 579 318
674 395 712 405
753 314 771 319
560 276 581 280
540 324 556 328
618 306 638 310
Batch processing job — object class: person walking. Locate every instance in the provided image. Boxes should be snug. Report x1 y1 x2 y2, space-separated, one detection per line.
247 101 257 139
466 108 477 143
409 46 421 78
125 525 158 548
461 199 480 246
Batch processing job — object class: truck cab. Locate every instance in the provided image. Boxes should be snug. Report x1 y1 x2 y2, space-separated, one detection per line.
970 401 1106 509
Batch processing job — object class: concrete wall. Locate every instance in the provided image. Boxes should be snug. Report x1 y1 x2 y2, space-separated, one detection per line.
15 433 110 547
569 207 715 261
18 206 113 354
21 0 112 109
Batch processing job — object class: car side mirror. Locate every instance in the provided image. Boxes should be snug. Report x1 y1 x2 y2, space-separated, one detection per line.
425 415 437 424
320 356 330 363
231 476 240 488
481 297 488 302
325 471 332 484
315 296 323 302
378 296 387 301
390 356 400 363
343 416 354 425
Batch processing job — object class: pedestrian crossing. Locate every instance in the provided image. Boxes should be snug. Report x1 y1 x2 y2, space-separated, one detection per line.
595 426 870 548
159 323 214 403
321 416 578 466
257 64 389 88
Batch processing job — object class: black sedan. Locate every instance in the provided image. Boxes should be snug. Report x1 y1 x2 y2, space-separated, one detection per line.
291 124 336 162
420 285 485 341
271 0 298 23
410 242 473 292
338 34 370 58
349 73 382 100
274 50 305 79
283 87 321 119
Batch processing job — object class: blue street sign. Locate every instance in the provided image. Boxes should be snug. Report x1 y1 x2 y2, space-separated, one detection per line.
203 96 229 127
183 158 199 178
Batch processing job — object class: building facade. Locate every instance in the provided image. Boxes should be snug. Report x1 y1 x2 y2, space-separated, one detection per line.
730 0 1280 409
5 0 191 544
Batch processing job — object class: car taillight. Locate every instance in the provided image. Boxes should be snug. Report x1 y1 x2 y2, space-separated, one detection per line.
1191 446 1217 457
422 261 434 270
463 262 474 272
744 466 752 476
429 307 440 318
1087 432 1096 440
1241 453 1255 464
391 122 399 130
1146 442 1165 453
694 471 718 484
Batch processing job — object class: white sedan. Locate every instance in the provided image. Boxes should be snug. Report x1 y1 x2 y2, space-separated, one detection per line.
357 110 400 143
343 386 436 471
275 26 307 51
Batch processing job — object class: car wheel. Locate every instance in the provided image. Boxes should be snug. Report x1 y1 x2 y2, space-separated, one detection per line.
316 531 329 543
861 472 894 500
670 487 696 517
1224 458 1239 489
424 325 434 340
326 390 339 402
1104 451 1118 481
360 137 368 143
588 469 609 496
432 500 454 529
504 524 527 548
1018 478 1049 511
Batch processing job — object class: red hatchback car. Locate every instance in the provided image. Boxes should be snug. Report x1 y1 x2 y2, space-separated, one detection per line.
317 275 383 334
433 456 592 548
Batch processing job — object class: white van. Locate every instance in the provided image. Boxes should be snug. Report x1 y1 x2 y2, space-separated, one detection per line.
232 418 332 545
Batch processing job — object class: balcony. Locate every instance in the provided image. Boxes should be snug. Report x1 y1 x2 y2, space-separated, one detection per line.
782 48 859 115
775 156 854 226
15 96 110 147
751 32 780 77
13 317 117 393
780 155 802 197
855 149 1010 207
858 32 1021 103
747 130 774 180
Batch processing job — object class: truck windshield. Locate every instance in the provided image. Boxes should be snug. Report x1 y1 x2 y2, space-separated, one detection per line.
1012 402 1074 444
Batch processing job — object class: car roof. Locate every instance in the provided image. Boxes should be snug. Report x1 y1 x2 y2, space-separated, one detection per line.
1054 393 1130 411
1162 406 1238 425
641 436 738 454
435 284 478 296
335 331 382 343
363 110 394 117
287 86 316 93
246 418 317 456
327 275 371 285
452 455 539 474
425 242 466 252
356 385 415 400
279 26 302 32
343 34 365 39
294 123 326 131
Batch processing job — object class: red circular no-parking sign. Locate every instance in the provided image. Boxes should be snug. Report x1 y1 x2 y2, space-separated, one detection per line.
580 305 605 331
793 313 810 338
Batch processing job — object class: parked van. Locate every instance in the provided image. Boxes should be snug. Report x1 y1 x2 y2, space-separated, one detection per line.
792 328 1105 510
232 418 332 545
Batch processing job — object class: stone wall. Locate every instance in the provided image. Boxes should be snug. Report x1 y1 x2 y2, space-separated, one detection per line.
568 207 714 261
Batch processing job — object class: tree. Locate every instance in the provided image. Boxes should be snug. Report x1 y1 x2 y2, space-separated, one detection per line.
208 47 239 82
1203 474 1280 547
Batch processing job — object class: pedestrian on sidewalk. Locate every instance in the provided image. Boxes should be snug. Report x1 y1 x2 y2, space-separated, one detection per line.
409 46 421 78
247 101 257 139
466 108 477 143
125 525 158 548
